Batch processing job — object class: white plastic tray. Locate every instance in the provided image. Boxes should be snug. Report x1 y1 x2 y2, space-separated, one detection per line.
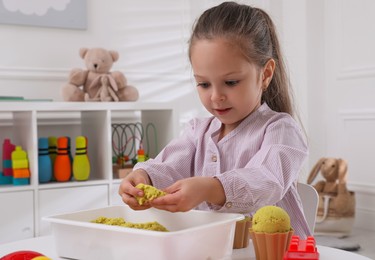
43 205 244 260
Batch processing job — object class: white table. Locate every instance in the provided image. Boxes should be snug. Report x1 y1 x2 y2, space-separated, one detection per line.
0 236 371 260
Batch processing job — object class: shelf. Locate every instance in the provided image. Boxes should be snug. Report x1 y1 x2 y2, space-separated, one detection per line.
0 101 174 112
0 101 177 241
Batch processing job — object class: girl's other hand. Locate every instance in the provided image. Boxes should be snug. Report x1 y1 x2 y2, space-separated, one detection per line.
118 169 152 210
150 176 225 212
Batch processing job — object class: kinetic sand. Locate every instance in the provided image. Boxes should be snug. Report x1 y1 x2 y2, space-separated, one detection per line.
135 183 167 205
91 216 169 232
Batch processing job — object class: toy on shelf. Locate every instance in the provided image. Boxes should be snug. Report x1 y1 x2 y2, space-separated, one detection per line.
0 170 12 185
111 122 157 178
48 136 57 166
0 139 14 185
11 146 30 185
38 137 52 183
2 138 15 177
47 136 57 181
73 136 90 181
137 147 145 162
283 235 319 260
61 47 139 102
54 137 72 182
66 136 73 165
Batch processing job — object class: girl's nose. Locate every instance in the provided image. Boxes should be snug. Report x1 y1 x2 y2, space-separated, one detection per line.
211 87 225 102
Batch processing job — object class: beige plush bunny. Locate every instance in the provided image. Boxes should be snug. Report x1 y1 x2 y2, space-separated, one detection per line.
84 75 119 102
307 157 355 217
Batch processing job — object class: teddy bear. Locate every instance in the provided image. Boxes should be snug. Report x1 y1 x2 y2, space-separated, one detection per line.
61 47 139 102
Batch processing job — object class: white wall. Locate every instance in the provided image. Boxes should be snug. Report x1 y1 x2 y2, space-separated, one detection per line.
1 0 374 231
0 1 198 104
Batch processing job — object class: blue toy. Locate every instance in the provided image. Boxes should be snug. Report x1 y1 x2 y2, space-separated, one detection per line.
0 171 12 185
38 137 52 183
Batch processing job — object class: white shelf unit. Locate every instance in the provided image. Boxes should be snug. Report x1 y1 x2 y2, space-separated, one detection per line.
0 102 176 243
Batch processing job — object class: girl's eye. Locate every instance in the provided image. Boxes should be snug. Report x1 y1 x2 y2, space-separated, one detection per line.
197 82 210 88
225 80 239 87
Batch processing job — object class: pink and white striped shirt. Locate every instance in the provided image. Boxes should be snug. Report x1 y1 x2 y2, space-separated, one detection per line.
134 103 310 237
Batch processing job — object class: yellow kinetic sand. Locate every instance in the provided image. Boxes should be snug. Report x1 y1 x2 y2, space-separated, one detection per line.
91 216 168 232
135 183 167 205
252 205 291 233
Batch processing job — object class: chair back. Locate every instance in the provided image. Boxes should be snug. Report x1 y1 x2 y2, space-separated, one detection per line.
297 182 319 233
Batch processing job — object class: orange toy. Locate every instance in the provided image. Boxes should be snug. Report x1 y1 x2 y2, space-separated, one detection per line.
54 137 72 182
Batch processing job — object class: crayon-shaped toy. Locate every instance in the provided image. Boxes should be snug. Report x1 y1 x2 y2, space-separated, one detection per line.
2 139 16 176
73 136 90 181
54 137 71 182
38 137 52 183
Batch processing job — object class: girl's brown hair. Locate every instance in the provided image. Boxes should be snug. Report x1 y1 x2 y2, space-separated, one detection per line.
189 1 294 116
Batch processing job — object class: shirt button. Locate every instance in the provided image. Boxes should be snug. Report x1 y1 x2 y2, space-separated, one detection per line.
225 202 232 208
211 155 217 162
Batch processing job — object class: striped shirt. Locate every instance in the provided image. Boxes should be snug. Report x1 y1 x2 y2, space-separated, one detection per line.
134 103 310 238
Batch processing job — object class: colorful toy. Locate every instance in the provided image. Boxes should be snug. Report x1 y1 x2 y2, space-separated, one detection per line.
283 235 319 260
11 146 30 185
66 136 73 164
73 136 90 181
38 137 52 183
0 250 50 260
48 136 57 181
137 147 145 162
54 137 72 182
61 47 139 102
48 136 57 165
2 138 15 176
0 170 12 185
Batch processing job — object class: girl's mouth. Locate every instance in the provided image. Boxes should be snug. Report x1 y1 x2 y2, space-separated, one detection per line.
215 108 231 115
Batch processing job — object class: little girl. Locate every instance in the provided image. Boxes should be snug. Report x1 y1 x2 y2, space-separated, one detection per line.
119 2 310 238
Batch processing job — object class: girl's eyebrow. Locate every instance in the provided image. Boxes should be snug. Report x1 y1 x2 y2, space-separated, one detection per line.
194 71 241 78
224 71 242 76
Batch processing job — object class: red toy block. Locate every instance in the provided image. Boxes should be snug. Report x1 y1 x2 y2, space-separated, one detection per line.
283 235 319 260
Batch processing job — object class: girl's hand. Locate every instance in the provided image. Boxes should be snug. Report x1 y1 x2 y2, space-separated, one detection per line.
118 169 152 210
150 176 226 212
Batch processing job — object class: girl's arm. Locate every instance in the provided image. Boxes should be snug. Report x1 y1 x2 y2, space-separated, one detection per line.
132 118 201 189
150 176 226 212
213 117 308 214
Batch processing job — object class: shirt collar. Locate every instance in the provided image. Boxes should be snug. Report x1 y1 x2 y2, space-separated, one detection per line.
210 102 270 139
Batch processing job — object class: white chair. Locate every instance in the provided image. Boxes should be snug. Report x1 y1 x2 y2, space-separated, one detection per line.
297 182 319 233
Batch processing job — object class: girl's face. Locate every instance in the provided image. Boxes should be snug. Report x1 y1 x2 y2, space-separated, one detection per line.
191 38 273 135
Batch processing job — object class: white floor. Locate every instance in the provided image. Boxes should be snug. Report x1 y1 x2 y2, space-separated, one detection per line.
315 228 375 259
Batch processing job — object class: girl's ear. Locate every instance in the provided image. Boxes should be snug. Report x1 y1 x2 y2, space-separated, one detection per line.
262 59 275 91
